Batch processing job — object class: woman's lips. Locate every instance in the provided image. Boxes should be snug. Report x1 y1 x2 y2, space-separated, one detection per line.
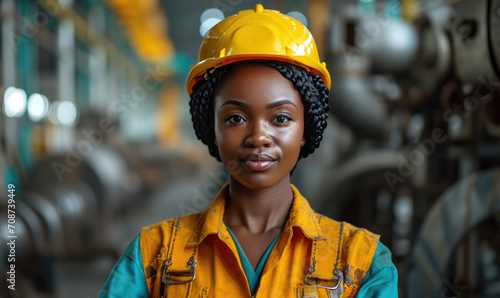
244 160 275 171
241 154 276 171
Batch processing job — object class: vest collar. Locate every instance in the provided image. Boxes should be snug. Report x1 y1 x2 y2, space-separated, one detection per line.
188 183 325 246
288 184 327 241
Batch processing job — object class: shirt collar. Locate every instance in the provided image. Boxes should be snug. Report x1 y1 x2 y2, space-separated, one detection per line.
188 183 325 246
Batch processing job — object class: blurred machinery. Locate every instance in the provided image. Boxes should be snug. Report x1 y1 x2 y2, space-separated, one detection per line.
0 146 140 294
0 0 181 296
0 0 499 297
314 0 500 296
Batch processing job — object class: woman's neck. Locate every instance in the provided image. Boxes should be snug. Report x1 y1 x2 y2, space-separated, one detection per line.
223 175 294 235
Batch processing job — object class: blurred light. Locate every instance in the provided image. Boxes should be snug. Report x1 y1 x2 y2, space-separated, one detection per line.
407 114 424 141
394 196 413 224
51 101 78 126
286 11 308 27
448 115 463 139
200 17 222 37
3 87 27 118
27 93 50 122
200 8 224 23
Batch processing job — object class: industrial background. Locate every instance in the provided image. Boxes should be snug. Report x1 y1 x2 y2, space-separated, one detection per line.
0 0 499 297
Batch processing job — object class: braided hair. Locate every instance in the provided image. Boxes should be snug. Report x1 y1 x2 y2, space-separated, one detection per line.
189 60 329 162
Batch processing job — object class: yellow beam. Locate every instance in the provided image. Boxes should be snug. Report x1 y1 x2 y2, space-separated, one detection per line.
106 0 174 63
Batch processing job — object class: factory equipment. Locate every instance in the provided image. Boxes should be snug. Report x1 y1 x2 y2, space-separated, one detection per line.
315 0 500 296
0 0 499 297
409 168 500 297
0 146 140 296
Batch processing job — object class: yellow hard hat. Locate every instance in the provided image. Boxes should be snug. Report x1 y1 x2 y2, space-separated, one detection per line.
186 4 331 94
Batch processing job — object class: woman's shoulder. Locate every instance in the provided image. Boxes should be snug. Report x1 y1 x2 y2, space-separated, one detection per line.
314 213 380 240
314 213 381 265
140 211 204 243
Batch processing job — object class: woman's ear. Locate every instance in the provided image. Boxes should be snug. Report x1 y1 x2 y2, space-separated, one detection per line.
301 137 305 146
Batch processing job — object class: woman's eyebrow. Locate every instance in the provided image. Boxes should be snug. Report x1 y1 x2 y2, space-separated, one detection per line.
220 100 251 109
220 99 297 110
266 99 297 109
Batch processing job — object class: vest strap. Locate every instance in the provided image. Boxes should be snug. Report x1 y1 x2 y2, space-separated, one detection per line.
304 221 344 296
155 217 198 297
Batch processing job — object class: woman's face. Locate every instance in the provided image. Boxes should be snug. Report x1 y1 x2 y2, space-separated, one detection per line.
213 64 305 189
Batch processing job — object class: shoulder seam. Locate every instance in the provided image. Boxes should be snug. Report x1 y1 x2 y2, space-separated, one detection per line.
124 254 146 279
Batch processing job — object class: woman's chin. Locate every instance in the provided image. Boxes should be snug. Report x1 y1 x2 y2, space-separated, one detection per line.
230 172 291 190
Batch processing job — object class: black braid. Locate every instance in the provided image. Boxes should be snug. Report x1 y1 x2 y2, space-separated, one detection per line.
189 67 230 160
189 61 329 162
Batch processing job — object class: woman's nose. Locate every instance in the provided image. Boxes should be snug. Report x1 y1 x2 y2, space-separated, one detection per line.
244 120 273 147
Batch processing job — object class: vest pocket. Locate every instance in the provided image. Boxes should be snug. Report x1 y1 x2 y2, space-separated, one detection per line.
296 285 318 297
296 284 336 298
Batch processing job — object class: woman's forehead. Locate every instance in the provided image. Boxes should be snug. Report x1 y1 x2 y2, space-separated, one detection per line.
214 63 301 106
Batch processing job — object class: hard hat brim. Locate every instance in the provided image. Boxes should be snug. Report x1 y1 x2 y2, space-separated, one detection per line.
186 54 331 95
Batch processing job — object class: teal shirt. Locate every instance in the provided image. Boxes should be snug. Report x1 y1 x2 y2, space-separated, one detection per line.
99 235 398 297
99 235 148 298
357 241 399 297
226 226 281 295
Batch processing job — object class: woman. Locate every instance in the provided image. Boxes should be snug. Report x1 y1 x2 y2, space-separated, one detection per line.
100 4 397 297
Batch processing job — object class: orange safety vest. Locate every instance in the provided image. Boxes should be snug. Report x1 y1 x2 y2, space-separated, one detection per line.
140 185 379 298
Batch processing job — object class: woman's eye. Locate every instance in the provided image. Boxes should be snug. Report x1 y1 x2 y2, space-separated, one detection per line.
274 115 291 123
227 115 244 123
